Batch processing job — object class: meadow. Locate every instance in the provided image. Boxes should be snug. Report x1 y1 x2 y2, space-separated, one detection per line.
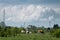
0 33 60 40
0 24 60 40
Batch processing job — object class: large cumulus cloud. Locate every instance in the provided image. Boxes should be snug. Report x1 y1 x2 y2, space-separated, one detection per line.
0 5 60 27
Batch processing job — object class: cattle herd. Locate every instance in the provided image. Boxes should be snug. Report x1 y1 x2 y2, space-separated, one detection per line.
21 29 44 34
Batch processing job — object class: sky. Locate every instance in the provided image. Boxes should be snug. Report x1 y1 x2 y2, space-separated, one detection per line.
0 0 60 28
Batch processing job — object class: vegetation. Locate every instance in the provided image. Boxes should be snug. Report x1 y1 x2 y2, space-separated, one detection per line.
50 24 60 38
0 34 60 40
0 22 60 40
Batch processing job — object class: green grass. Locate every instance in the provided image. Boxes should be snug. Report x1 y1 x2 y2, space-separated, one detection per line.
0 33 60 40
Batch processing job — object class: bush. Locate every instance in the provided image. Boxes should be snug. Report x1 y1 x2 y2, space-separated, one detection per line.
51 29 60 38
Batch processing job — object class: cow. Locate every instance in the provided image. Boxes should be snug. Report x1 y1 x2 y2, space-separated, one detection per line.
26 31 32 34
21 30 32 34
38 30 44 34
21 30 25 33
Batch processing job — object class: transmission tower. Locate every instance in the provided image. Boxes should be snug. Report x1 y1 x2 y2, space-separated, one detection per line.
49 20 51 27
3 9 5 23
1 9 6 27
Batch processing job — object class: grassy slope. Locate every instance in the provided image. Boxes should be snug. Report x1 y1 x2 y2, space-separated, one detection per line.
0 33 60 40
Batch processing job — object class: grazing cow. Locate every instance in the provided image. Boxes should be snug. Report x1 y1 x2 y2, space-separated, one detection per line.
29 31 32 34
26 30 32 34
38 30 44 34
21 30 32 34
21 30 25 33
26 30 29 34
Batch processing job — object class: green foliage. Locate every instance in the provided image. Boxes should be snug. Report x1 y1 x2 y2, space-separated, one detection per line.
53 24 59 29
0 34 60 40
27 25 37 33
0 26 23 37
51 29 60 38
0 22 6 27
50 24 60 38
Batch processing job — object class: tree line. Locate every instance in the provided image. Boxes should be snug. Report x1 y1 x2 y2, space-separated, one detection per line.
0 23 60 37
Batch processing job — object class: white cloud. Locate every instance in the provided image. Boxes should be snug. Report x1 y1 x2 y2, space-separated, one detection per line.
48 16 54 21
0 5 59 23
54 8 60 13
4 5 48 22
39 18 47 21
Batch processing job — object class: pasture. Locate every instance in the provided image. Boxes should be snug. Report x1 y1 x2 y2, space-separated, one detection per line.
0 33 60 40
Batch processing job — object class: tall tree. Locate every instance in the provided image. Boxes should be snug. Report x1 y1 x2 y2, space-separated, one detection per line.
27 25 37 33
53 24 59 29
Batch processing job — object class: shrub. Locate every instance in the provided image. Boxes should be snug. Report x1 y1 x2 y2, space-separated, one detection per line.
51 29 60 38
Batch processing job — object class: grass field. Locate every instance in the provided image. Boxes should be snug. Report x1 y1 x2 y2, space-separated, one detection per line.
0 33 60 40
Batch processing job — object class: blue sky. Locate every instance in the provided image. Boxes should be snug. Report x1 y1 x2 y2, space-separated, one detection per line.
0 0 60 28
0 0 60 4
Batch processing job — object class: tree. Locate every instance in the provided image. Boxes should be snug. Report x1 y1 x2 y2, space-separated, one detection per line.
47 27 50 30
51 29 60 38
53 24 59 29
50 24 60 38
0 22 6 27
27 25 37 33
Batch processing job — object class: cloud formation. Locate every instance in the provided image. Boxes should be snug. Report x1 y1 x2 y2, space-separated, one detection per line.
4 5 50 22
0 4 60 27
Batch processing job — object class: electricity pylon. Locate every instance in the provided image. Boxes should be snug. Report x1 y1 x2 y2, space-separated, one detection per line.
1 8 6 27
